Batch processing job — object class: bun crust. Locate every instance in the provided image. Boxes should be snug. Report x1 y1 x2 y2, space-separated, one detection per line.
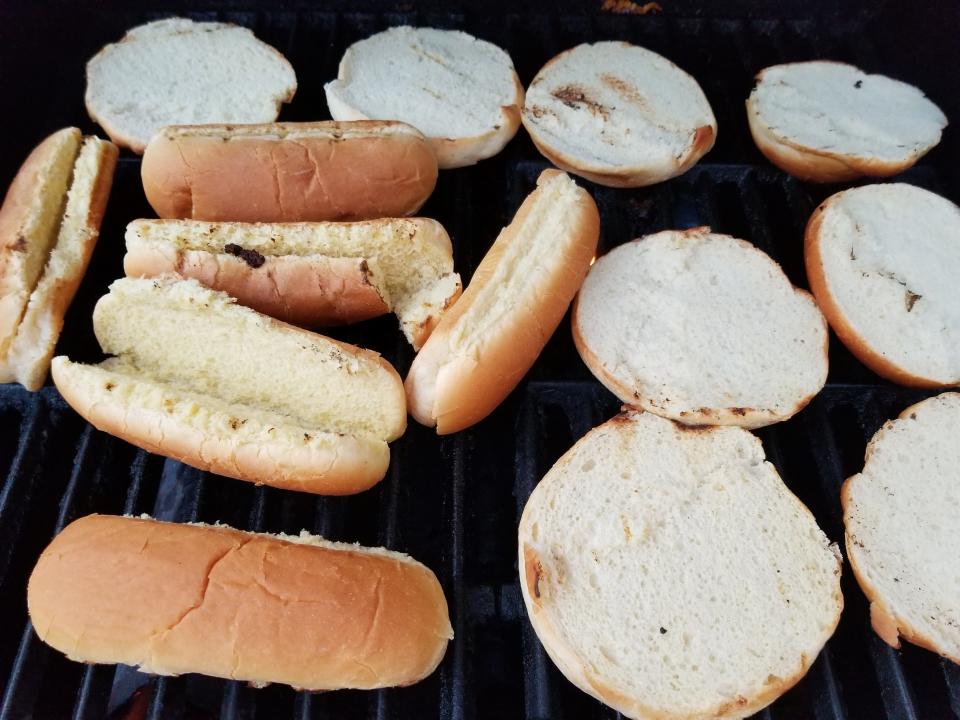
28 515 453 689
405 170 599 434
140 122 438 222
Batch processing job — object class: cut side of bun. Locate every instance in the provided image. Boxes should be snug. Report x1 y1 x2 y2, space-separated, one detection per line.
747 62 947 182
0 128 117 390
522 41 716 187
52 276 406 494
29 514 453 689
124 218 461 349
140 121 438 223
405 169 599 434
573 228 828 428
325 26 523 169
842 392 960 664
85 18 297 153
519 410 843 719
805 184 960 387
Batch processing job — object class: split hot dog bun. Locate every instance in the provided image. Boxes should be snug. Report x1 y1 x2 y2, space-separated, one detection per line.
51 276 406 494
124 218 461 349
28 514 453 689
140 121 438 222
405 169 599 434
0 128 117 390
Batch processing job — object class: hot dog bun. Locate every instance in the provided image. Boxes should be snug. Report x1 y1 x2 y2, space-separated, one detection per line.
123 217 460 348
140 121 438 222
405 169 599 434
28 514 453 690
52 276 406 494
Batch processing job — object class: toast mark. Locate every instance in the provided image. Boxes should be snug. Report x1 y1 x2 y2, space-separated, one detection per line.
600 73 647 108
224 243 266 269
905 290 921 312
11 235 27 252
523 545 546 604
601 0 663 13
551 85 609 119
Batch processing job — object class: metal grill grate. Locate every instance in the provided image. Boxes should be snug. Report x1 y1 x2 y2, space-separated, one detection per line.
1 4 959 719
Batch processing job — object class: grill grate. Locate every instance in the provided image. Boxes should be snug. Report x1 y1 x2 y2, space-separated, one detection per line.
1 3 959 719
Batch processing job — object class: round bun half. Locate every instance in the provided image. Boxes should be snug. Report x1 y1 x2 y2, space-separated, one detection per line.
521 41 716 188
519 410 843 719
85 18 297 153
573 228 828 428
805 183 960 387
747 62 946 182
842 392 960 663
325 26 523 169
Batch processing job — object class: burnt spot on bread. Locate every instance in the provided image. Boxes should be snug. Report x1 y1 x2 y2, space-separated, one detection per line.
905 291 921 312
855 80 863 89
526 105 557 120
224 244 266 269
601 0 663 13
551 85 609 119
11 235 27 252
303 433 312 442
600 73 646 107
659 626 667 634
228 417 247 430
104 382 115 392
523 545 545 605
730 407 748 417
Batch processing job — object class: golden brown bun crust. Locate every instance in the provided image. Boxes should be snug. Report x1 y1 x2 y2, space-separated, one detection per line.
840 395 960 664
405 169 600 434
28 515 453 689
804 198 947 388
124 244 388 327
140 122 438 222
50 358 391 495
0 128 79 351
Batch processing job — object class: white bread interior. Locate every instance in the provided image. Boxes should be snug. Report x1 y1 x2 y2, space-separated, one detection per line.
573 228 828 428
1 137 117 390
124 218 461 348
519 410 843 719
52 276 405 494
85 18 297 153
522 41 716 187
29 514 453 689
842 392 960 664
805 184 960 387
325 26 523 169
747 62 946 182
405 169 599 434
0 128 82 360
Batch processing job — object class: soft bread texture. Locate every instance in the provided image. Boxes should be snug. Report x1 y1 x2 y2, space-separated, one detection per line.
573 228 828 428
141 121 438 222
405 170 599 434
747 62 947 182
52 276 406 494
522 42 716 187
28 514 453 689
124 218 461 348
325 26 523 169
805 184 960 387
519 410 843 720
86 18 296 153
842 393 960 664
0 129 117 390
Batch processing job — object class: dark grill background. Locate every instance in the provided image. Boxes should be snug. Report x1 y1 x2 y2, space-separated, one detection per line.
1 1 959 718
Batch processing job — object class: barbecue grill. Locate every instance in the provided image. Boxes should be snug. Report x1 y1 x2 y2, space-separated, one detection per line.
1 1 959 718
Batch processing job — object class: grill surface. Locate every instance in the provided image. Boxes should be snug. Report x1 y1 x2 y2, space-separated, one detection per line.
1 2 959 719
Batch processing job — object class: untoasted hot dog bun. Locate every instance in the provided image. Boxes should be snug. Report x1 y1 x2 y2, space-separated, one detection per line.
123 217 461 349
405 169 599 434
0 128 117 390
28 514 453 690
52 276 406 494
140 121 438 222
